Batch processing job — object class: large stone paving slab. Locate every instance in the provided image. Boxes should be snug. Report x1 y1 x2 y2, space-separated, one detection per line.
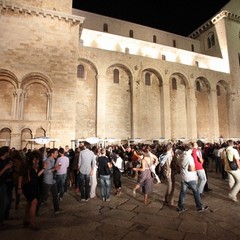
2 171 240 240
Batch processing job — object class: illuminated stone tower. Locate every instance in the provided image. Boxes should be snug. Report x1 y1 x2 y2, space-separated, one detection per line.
8 0 73 14
0 0 84 149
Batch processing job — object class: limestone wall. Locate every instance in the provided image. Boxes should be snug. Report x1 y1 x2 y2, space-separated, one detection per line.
0 1 238 149
73 9 201 54
6 0 73 14
0 3 80 148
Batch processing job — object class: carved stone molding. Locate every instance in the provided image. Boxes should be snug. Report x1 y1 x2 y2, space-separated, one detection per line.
189 10 240 39
0 0 84 24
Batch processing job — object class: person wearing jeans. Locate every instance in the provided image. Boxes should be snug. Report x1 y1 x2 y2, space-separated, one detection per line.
78 141 95 201
55 147 69 201
178 180 205 212
100 175 111 201
192 141 207 196
177 144 208 212
97 148 112 201
221 139 240 202
79 173 90 201
37 148 64 215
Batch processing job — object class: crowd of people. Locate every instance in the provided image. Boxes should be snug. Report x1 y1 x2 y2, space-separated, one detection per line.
1 139 240 230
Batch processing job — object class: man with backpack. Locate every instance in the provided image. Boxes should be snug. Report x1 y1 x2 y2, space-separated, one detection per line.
221 139 240 202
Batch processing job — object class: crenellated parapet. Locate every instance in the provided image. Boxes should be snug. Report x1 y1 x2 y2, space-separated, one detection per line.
212 10 240 24
0 0 84 25
189 10 240 38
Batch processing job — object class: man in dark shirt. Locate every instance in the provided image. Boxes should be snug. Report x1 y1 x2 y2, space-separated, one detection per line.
0 146 12 226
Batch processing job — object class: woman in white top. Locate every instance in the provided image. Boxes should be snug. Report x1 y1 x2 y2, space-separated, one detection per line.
90 146 98 199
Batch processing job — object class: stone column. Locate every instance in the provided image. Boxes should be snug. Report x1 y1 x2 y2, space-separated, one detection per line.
129 77 134 139
15 89 22 120
187 86 197 141
12 91 17 119
228 93 235 138
46 92 52 120
161 82 171 140
20 90 25 120
209 89 219 140
96 74 106 138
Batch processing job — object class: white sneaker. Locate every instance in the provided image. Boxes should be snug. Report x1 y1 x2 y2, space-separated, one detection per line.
197 206 209 212
133 190 136 197
55 209 65 214
229 194 238 202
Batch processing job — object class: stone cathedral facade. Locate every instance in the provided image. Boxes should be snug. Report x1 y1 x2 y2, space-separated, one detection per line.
0 0 240 149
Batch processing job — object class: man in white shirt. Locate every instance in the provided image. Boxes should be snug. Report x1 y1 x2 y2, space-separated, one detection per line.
177 144 208 213
221 139 240 202
55 147 69 201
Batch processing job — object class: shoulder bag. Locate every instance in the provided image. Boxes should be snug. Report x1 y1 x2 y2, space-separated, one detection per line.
226 150 238 171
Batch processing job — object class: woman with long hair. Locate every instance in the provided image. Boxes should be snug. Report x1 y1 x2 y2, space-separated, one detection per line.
18 150 47 230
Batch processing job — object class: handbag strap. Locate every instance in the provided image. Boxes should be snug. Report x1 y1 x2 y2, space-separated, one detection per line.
145 159 151 169
28 169 31 182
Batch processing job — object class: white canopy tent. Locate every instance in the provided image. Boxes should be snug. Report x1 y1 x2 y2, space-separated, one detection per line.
23 137 60 149
72 137 122 149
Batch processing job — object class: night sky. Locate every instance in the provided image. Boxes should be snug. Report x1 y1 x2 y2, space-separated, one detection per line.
72 0 230 36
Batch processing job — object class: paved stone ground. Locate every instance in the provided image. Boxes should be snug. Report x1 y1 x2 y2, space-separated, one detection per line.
1 166 240 240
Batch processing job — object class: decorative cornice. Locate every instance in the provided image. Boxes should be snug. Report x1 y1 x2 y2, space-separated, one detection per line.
0 0 85 24
189 10 240 39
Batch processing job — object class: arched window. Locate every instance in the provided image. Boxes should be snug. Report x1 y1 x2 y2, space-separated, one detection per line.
211 34 215 46
172 78 177 90
103 23 108 32
77 64 85 78
207 32 215 48
191 44 195 52
113 69 119 83
153 35 157 43
129 29 134 38
35 127 46 138
145 72 151 86
173 40 176 47
196 81 201 92
207 37 211 48
216 85 221 96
